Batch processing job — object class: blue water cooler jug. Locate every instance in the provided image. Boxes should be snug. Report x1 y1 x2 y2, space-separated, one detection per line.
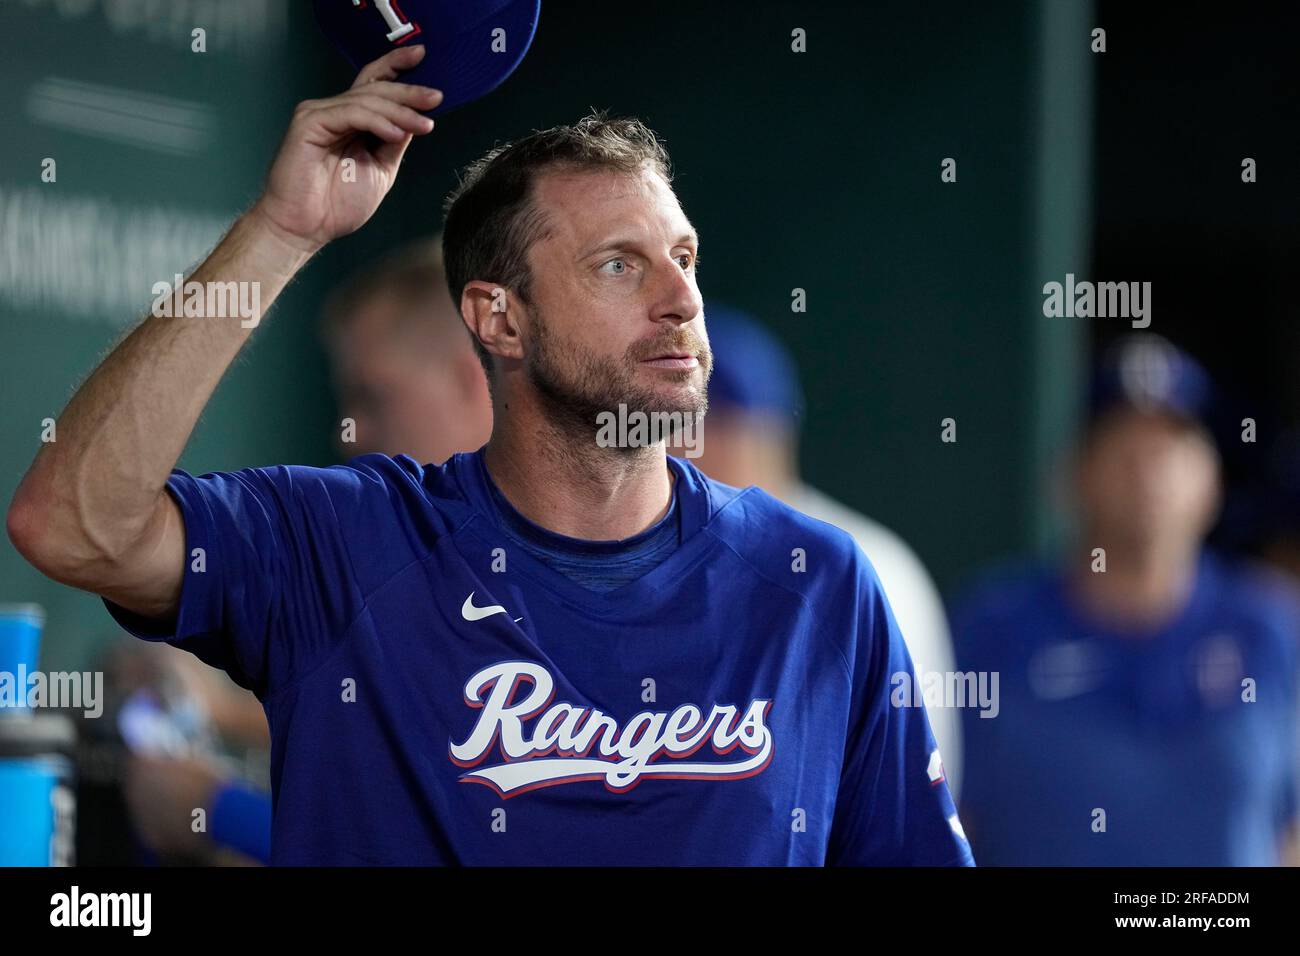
0 604 77 866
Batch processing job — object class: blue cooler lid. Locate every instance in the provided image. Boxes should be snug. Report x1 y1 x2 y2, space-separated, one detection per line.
0 604 44 627
0 714 77 759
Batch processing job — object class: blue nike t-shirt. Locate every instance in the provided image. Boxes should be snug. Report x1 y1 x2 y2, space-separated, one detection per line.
952 553 1300 866
104 448 973 866
483 452 682 592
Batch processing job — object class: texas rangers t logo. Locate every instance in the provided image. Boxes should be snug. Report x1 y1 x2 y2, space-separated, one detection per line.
450 661 775 797
350 0 422 44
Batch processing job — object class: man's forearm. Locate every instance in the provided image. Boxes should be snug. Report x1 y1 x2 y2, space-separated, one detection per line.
10 208 315 571
8 44 435 596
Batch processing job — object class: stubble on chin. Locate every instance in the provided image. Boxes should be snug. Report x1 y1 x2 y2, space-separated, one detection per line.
527 317 711 442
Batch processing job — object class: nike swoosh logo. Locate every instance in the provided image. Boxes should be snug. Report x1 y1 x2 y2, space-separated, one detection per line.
461 592 508 622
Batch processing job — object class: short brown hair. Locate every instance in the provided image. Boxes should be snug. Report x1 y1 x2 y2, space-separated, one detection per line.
441 110 673 377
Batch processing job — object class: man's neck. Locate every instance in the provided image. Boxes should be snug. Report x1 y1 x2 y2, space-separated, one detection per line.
1068 537 1200 633
482 398 675 542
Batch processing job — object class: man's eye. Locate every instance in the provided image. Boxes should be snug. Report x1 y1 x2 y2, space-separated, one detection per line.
600 259 628 275
678 254 696 270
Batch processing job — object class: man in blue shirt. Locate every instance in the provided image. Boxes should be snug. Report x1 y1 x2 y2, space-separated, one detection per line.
8 46 970 866
953 335 1300 865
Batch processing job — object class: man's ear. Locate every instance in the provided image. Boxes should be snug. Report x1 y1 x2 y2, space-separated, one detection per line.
460 281 524 363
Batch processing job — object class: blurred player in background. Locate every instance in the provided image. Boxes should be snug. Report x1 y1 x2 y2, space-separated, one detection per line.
953 334 1300 865
85 638 271 865
671 304 962 796
320 236 492 462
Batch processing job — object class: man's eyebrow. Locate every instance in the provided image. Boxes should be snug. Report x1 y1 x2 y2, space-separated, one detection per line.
576 230 700 260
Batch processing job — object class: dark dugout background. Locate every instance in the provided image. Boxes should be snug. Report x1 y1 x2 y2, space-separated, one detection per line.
0 0 1293 671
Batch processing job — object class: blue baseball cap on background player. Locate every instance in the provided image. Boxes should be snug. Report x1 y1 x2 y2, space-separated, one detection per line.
313 0 541 115
1088 333 1216 431
703 304 804 425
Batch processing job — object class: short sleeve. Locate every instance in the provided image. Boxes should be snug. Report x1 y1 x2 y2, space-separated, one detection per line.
103 464 373 698
826 559 975 866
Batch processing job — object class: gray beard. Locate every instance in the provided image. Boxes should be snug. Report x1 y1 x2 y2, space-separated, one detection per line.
525 311 711 449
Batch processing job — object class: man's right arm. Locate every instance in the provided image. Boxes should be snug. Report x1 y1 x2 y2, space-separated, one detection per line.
5 45 442 622
7 212 312 620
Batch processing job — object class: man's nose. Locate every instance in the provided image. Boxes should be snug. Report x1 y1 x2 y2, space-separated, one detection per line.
650 258 702 325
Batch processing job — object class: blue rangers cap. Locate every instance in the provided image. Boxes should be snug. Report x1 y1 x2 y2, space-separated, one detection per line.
1089 333 1215 429
313 0 541 116
703 303 805 425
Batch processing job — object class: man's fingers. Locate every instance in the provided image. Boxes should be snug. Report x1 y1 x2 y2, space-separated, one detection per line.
311 102 416 143
352 43 428 87
341 92 435 134
373 130 417 170
295 82 442 124
345 79 443 112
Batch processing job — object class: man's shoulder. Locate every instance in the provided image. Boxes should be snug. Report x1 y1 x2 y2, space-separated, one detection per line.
785 482 897 551
686 465 865 584
193 451 478 547
335 450 448 489
209 451 432 497
784 482 940 592
1200 552 1300 665
325 451 475 509
1205 551 1300 616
